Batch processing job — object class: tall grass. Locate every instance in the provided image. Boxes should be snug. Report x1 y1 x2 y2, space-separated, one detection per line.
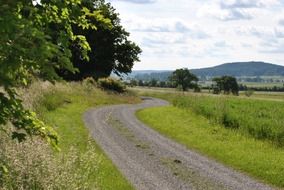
140 91 284 147
0 80 138 190
172 95 284 146
0 130 99 190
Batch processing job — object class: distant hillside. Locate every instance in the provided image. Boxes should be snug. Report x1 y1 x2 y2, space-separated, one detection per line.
191 62 284 77
130 62 284 81
128 70 172 81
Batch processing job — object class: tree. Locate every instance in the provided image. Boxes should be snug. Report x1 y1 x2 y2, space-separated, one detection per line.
169 68 198 91
0 0 109 144
149 79 158 87
129 79 138 87
138 80 144 86
212 76 239 95
58 0 142 80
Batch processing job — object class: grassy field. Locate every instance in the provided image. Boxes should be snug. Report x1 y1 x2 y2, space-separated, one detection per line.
35 82 138 190
132 86 284 101
240 82 284 88
136 90 284 188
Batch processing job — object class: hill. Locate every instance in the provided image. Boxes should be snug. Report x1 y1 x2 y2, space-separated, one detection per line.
130 62 284 81
191 62 284 77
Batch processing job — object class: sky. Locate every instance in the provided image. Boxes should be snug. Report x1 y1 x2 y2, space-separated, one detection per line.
107 0 284 70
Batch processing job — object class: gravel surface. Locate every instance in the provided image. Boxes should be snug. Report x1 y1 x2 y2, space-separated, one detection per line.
84 97 273 190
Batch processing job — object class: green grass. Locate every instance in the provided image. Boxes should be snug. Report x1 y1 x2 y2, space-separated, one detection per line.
136 90 284 146
137 106 284 188
36 83 138 190
132 86 284 102
172 96 284 146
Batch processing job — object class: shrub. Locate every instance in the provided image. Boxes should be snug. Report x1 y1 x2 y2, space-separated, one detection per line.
98 78 126 93
82 77 97 92
222 112 240 129
244 89 254 97
193 85 201 93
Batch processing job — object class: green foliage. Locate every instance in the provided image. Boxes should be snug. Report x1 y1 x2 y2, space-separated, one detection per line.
0 0 109 144
169 68 198 91
212 76 239 95
98 78 126 93
0 89 58 145
193 84 201 93
59 0 142 80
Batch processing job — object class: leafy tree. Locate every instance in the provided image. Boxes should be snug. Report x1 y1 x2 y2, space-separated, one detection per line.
138 80 144 86
212 76 239 95
129 79 138 87
0 0 109 144
159 81 166 88
149 79 158 87
58 0 142 80
169 68 198 91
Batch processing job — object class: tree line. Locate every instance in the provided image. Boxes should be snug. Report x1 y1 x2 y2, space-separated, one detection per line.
128 68 240 95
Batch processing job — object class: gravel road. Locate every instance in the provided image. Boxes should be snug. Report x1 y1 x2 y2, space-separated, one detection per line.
84 97 273 190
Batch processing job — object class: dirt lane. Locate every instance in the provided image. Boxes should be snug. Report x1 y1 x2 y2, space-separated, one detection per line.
84 97 273 190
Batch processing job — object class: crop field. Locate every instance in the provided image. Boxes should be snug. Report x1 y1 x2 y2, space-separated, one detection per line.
136 89 284 187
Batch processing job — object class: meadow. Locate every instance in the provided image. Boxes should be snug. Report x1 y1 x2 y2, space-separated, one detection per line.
136 89 284 188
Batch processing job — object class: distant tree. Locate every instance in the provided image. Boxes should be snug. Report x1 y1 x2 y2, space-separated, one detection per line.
58 0 142 80
193 85 201 92
212 76 239 95
149 79 158 87
129 79 137 87
138 80 144 86
169 68 198 91
159 81 166 88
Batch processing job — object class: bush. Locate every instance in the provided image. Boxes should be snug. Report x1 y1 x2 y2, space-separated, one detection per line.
193 85 201 93
82 77 97 92
98 78 126 93
222 112 240 129
244 89 254 97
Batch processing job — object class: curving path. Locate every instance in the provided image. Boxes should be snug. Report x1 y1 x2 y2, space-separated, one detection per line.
83 97 273 190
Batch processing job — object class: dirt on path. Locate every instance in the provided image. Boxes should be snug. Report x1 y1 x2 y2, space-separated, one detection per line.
84 97 273 190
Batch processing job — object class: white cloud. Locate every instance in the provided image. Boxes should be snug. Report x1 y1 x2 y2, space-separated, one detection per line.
106 0 284 69
279 19 284 26
198 3 253 21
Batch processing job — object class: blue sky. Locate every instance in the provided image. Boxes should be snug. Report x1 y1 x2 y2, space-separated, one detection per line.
107 0 284 70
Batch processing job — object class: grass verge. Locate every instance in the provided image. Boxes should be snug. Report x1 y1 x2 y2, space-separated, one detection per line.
137 104 284 188
36 82 138 190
